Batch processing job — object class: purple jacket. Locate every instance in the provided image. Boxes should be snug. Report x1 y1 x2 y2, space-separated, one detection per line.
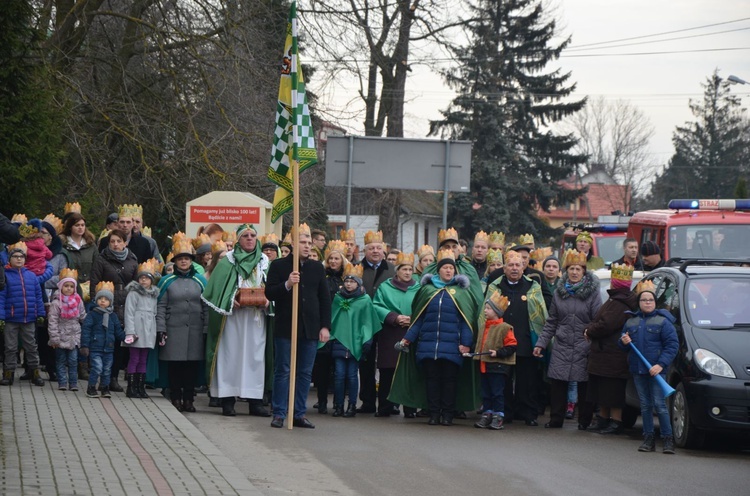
0 266 46 323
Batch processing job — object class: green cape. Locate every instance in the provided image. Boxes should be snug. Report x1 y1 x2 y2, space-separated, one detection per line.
322 292 381 361
387 275 481 411
421 254 483 326
372 278 420 324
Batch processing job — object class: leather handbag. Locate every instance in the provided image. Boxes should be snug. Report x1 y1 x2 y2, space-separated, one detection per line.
237 287 267 307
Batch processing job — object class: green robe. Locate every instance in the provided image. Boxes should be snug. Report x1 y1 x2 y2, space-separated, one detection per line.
324 292 381 361
372 278 421 323
388 275 481 411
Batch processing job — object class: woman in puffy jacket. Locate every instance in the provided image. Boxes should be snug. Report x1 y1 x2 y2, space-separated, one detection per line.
399 249 474 426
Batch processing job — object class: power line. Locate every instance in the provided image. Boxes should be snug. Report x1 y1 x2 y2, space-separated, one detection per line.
561 47 750 58
565 27 750 52
567 17 750 49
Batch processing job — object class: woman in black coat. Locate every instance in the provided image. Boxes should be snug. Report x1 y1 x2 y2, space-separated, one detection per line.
89 229 138 391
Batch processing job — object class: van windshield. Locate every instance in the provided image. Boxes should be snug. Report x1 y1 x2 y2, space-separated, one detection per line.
668 225 750 259
687 278 750 328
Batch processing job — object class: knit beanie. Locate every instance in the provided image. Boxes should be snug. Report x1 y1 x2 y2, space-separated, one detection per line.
57 277 78 293
640 241 660 256
95 288 114 304
542 255 560 271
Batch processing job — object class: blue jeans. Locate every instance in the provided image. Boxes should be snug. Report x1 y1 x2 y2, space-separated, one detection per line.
333 356 359 407
480 373 506 415
272 337 318 419
55 348 78 387
89 351 114 389
633 374 672 437
567 381 578 403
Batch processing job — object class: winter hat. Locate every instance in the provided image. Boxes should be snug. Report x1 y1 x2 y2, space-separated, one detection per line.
343 263 364 287
436 248 456 270
94 281 115 303
7 241 27 259
510 244 531 253
640 240 660 256
486 292 510 318
137 261 156 281
542 255 560 271
192 233 212 255
57 268 79 292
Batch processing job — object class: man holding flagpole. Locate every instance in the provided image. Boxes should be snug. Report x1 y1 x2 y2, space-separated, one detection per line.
265 1 328 429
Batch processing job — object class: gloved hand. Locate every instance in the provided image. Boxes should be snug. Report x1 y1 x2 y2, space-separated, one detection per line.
79 347 89 357
36 316 46 325
394 340 410 353
157 332 167 346
0 321 4 332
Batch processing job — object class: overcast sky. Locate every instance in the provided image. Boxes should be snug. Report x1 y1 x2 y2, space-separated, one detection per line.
309 0 750 182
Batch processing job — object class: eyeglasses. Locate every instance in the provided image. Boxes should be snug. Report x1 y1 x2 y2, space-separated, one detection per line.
640 298 655 303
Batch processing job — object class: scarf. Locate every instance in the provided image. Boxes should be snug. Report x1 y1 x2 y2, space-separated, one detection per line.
60 293 82 319
431 276 455 289
93 305 113 328
390 275 415 292
564 279 585 296
107 246 129 261
201 240 263 314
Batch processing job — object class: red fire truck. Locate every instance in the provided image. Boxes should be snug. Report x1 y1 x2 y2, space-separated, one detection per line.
561 214 631 265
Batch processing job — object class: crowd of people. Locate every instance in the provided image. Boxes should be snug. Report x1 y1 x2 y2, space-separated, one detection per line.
0 206 678 453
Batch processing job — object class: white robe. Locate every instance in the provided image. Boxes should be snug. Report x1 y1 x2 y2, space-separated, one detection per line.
210 259 267 399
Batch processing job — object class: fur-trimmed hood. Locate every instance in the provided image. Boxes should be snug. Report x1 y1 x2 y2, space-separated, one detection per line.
420 273 470 289
555 271 599 301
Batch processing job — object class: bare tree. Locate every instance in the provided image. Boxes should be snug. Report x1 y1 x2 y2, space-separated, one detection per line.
565 96 655 208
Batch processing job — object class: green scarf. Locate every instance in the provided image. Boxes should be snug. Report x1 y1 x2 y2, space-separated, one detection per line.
201 241 263 315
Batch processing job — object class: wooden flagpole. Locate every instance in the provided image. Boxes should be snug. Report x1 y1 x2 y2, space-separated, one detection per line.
287 0 300 429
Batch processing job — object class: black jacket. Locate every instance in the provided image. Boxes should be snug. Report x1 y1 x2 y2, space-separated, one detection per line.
265 256 332 341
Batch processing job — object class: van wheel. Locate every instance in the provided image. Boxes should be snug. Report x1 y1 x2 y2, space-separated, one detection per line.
621 405 639 429
670 383 704 449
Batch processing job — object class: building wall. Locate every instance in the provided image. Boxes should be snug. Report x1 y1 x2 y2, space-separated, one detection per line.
328 214 441 254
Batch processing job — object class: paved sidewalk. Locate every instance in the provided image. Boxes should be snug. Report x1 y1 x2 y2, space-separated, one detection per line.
0 372 261 495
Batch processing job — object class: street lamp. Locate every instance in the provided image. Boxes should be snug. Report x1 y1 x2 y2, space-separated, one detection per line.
728 75 748 85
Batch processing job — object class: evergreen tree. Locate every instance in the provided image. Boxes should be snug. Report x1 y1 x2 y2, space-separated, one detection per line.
650 71 749 204
430 0 586 238
0 0 64 215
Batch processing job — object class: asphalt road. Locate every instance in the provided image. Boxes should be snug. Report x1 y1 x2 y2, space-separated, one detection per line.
186 394 749 496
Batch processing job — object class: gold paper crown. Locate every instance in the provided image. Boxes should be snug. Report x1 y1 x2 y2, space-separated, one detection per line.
281 232 292 246
562 249 587 268
146 258 164 275
11 214 28 224
395 252 415 268
487 292 510 313
64 202 82 215
489 231 506 247
211 239 228 254
192 233 211 249
486 248 503 265
222 231 237 244
95 281 115 293
635 279 656 296
364 230 383 245
417 244 435 260
171 238 195 257
262 233 280 246
576 231 594 244
171 231 187 247
340 228 356 242
137 260 155 276
343 263 363 279
610 263 635 282
518 233 535 246
504 250 522 264
59 268 79 281
165 252 174 264
474 230 489 244
18 223 38 238
7 241 28 255
42 214 63 234
141 226 152 238
324 240 347 260
293 223 311 238
118 204 143 219
530 247 552 262
438 227 459 246
436 248 456 263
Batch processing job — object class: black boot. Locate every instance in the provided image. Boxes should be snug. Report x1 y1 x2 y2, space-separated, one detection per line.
588 414 609 432
137 374 149 398
221 397 236 417
0 370 14 386
662 436 675 454
20 368 31 380
31 369 45 387
428 413 441 425
474 413 492 429
440 412 454 426
109 375 124 392
343 403 357 418
332 405 344 417
208 394 221 408
638 434 656 452
126 374 138 398
248 398 271 417
599 419 624 435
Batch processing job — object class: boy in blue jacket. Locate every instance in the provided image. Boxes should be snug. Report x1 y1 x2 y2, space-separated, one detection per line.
0 244 46 386
80 282 125 398
620 280 679 454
